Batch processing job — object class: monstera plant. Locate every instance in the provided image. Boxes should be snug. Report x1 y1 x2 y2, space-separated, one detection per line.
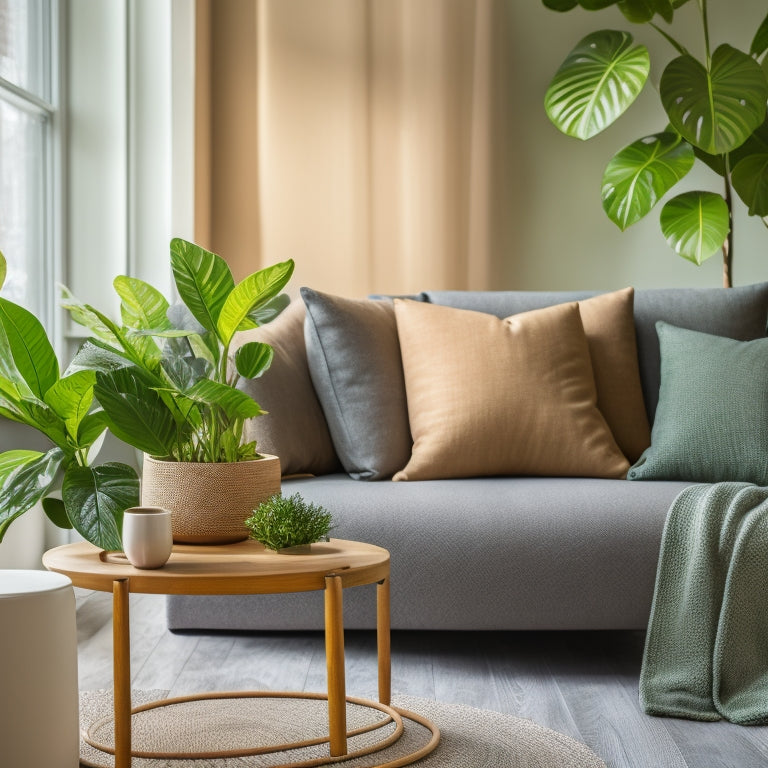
543 0 768 286
0 250 139 551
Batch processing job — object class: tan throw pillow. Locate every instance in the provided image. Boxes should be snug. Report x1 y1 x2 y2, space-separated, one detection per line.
392 299 630 481
579 288 650 463
235 300 340 477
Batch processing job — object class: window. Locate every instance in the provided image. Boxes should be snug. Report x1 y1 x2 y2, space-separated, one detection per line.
0 0 59 330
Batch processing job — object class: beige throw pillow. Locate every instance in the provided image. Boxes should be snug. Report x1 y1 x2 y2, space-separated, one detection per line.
392 299 630 481
579 288 650 463
235 300 340 476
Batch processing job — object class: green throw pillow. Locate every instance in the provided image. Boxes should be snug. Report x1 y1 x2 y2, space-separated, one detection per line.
629 322 768 484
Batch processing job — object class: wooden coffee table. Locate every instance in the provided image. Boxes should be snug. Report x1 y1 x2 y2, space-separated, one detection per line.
44 538 437 767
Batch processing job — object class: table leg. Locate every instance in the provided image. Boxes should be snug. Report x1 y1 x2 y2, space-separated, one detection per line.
377 576 391 706
113 578 131 768
324 574 347 757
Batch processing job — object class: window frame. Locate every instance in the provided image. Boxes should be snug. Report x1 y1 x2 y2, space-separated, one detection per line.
0 0 63 350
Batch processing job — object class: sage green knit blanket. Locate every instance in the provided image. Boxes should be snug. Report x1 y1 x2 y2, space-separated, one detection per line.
640 482 768 724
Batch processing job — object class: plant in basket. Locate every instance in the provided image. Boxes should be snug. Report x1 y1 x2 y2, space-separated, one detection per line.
62 238 294 544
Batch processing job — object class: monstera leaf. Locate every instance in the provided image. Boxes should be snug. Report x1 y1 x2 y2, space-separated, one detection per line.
751 11 768 58
602 132 694 230
730 118 768 217
660 192 730 265
660 45 768 155
545 30 650 141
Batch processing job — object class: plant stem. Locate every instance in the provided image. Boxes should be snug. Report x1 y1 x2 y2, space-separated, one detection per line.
698 0 711 68
649 23 688 57
723 155 734 288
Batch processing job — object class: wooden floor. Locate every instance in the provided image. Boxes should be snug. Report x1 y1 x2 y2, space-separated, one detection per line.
76 590 768 768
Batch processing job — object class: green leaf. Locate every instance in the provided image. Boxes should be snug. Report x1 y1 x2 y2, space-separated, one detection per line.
59 287 156 369
62 462 139 550
660 45 768 154
216 260 295 346
660 191 730 265
170 238 235 334
545 30 650 140
65 338 135 376
732 153 768 217
247 293 291 327
59 285 120 345
42 496 72 529
113 275 171 330
44 370 96 439
0 449 42 480
11 399 71 450
235 342 274 379
751 11 768 59
602 132 695 230
652 0 674 23
185 379 266 421
0 250 6 291
77 410 109 448
0 447 65 541
94 368 177 456
692 145 726 176
729 116 768 216
580 0 619 8
543 0 578 9
0 297 59 399
617 0 655 23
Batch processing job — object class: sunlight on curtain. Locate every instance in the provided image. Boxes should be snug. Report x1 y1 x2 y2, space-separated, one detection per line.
197 0 516 297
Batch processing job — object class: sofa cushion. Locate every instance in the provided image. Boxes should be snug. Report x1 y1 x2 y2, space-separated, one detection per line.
393 299 629 481
235 300 340 476
301 287 413 480
166 474 694 631
629 322 768 484
426 282 768 424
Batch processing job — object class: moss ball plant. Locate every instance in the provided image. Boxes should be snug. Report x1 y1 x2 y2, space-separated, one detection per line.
244 492 335 551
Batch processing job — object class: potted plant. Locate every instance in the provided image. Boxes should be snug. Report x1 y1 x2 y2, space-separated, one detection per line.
543 0 768 286
244 492 335 553
61 238 294 543
0 250 139 551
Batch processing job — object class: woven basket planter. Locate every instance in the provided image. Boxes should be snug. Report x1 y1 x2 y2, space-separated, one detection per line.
141 455 281 544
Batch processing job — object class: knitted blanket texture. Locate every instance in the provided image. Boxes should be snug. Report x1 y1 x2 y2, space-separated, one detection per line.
640 483 768 724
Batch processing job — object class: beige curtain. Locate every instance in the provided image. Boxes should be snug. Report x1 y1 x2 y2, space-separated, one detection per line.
196 0 516 297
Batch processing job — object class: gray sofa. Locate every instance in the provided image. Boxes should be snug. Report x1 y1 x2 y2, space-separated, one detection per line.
166 283 768 632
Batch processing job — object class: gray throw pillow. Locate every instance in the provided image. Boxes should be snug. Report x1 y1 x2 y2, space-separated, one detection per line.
628 322 768 484
301 287 413 480
236 300 340 477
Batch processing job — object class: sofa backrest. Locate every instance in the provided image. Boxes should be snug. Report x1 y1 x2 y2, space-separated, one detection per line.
239 282 768 479
423 283 768 424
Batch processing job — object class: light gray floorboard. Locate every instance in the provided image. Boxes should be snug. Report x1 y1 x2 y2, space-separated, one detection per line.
75 593 768 768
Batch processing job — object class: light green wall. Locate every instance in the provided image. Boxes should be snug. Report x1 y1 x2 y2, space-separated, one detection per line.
506 2 767 290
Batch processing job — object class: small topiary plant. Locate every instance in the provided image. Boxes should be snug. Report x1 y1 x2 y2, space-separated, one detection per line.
245 492 335 552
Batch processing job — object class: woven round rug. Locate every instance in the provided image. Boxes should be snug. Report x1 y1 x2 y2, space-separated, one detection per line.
79 689 606 768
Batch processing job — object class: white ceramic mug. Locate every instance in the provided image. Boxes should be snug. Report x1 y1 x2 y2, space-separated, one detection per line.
122 507 173 569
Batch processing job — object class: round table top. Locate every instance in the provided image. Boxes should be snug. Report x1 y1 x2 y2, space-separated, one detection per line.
42 539 390 596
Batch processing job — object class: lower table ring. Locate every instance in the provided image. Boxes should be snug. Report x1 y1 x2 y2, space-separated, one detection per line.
83 691 441 767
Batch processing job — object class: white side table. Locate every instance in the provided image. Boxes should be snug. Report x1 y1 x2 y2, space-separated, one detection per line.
0 570 79 768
